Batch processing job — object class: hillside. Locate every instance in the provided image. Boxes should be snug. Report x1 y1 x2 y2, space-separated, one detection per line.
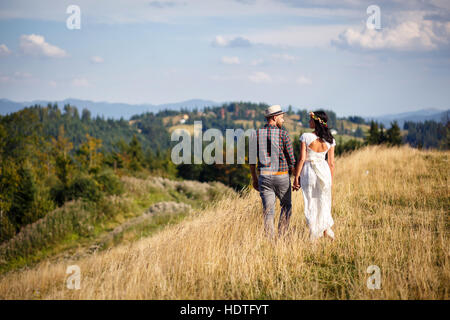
366 108 449 128
0 145 448 299
0 176 233 274
0 98 222 120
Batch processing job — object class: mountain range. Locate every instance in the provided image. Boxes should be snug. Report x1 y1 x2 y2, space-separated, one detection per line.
0 98 222 120
365 108 449 128
0 98 448 127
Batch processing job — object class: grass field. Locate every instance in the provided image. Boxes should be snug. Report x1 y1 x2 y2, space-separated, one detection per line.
0 145 448 299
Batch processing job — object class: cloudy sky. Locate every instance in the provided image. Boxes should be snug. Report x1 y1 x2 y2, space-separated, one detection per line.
0 0 449 116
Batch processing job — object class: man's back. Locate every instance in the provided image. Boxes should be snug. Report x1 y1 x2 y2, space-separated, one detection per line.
256 123 296 173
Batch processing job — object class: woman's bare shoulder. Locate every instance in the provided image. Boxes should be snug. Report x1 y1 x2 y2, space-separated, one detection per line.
300 132 314 141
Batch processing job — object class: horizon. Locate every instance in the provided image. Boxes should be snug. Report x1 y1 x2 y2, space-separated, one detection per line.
1 0 449 117
0 96 449 119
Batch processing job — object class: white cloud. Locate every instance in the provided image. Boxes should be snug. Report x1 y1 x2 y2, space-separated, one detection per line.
13 71 32 79
0 75 10 83
90 56 104 63
20 34 68 58
272 53 299 62
0 44 11 56
209 74 239 81
72 77 89 87
249 71 271 83
243 24 354 48
221 56 240 65
333 14 450 51
49 80 57 87
296 75 312 85
148 1 186 9
250 58 264 66
0 0 370 24
0 71 33 83
212 35 227 47
0 0 447 27
212 35 251 47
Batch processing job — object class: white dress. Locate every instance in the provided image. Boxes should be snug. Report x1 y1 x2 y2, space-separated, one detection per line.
299 132 336 239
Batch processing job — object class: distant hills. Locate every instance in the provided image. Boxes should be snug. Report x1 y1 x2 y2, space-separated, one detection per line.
0 98 222 120
0 98 448 127
365 108 449 128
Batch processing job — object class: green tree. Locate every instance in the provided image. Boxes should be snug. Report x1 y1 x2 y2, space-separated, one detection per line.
81 108 91 122
348 116 366 124
128 134 144 171
441 122 450 150
366 121 380 145
0 123 6 164
287 105 294 115
0 160 20 237
8 162 37 229
354 126 364 138
379 123 387 144
0 211 15 242
50 125 74 203
387 121 402 146
76 133 103 173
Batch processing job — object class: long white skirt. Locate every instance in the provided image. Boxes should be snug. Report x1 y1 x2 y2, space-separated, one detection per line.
300 159 334 239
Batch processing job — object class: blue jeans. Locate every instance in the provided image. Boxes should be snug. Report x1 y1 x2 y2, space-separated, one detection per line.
258 174 292 238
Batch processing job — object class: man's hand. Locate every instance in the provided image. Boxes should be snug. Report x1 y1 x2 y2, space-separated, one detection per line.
292 176 301 191
250 164 259 191
252 179 259 191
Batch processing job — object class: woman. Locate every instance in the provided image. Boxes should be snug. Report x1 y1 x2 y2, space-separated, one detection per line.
292 111 336 240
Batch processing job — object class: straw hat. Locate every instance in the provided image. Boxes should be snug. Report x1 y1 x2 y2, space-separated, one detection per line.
264 104 285 118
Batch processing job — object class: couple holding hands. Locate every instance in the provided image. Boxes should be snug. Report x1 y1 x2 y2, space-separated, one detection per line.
250 105 336 241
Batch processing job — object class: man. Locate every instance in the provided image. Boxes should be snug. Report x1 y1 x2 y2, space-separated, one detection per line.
250 105 296 238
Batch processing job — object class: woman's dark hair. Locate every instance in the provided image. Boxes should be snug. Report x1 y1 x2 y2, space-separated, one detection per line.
311 110 334 144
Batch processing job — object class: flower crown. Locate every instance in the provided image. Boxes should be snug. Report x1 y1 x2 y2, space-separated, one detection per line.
309 111 328 127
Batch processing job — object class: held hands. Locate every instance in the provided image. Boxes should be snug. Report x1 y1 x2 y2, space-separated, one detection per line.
253 176 301 192
252 179 259 192
292 176 301 191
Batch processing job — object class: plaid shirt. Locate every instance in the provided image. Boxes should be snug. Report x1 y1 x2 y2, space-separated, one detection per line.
255 124 296 173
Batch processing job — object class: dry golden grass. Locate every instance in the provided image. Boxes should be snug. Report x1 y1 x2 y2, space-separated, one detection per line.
0 145 448 299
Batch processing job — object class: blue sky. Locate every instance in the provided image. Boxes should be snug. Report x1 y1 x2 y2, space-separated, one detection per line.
0 0 449 116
